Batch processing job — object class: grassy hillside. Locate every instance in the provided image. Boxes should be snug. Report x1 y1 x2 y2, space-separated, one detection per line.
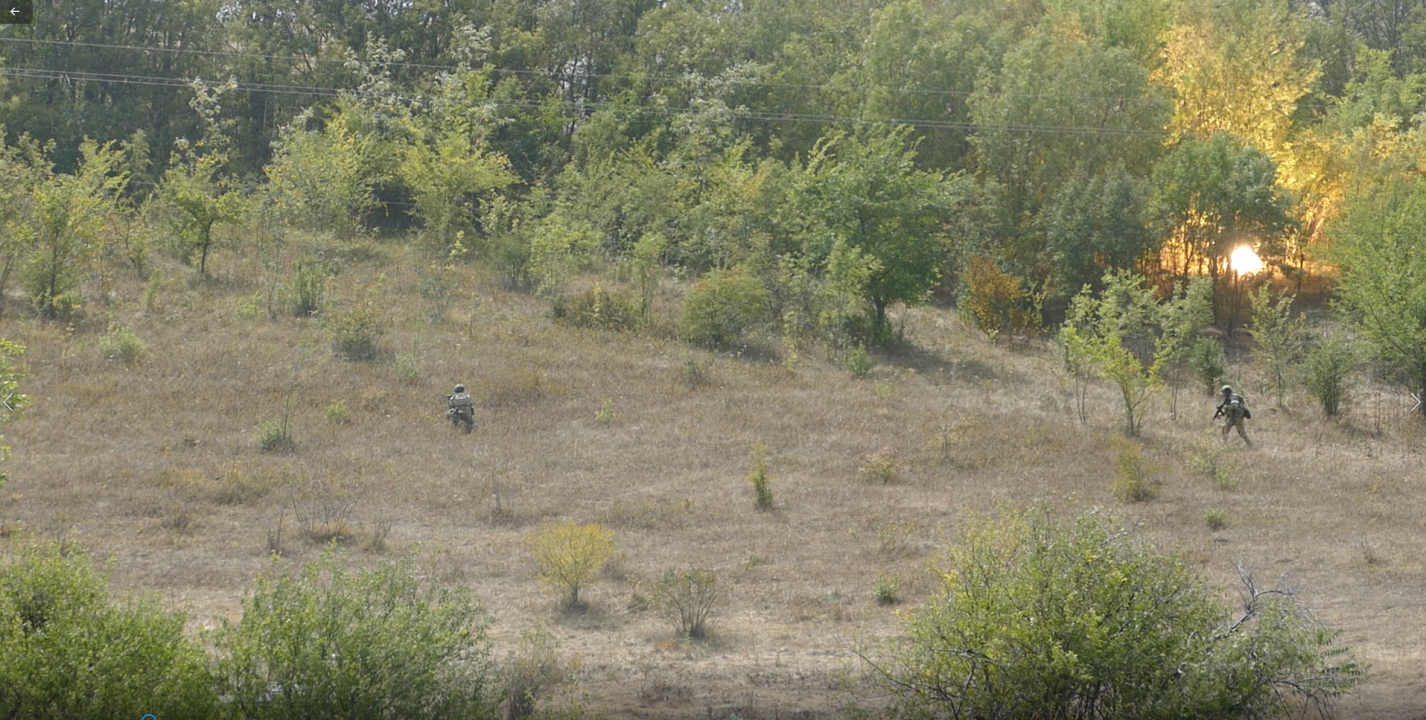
2 242 1424 718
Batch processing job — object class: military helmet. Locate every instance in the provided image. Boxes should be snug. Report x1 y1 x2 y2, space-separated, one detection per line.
454 384 466 393
1221 385 1233 394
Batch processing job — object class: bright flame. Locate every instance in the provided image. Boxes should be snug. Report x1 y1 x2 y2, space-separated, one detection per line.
1230 245 1264 274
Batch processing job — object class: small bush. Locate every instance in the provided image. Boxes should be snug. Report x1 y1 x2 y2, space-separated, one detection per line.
874 572 901 605
418 264 458 322
364 518 392 554
883 506 1364 719
958 256 1042 343
325 399 349 424
680 355 713 389
327 297 386 360
1302 335 1356 417
1189 337 1227 395
289 479 356 545
235 293 262 320
530 522 616 608
1189 436 1235 489
859 448 898 484
0 543 219 719
748 441 773 511
551 283 639 331
1204 508 1228 531
874 521 917 558
99 323 146 367
501 625 579 720
212 553 498 719
679 267 770 347
844 343 872 378
258 418 295 453
1110 435 1154 502
143 273 163 312
653 567 723 639
594 398 615 425
395 344 419 386
287 257 326 317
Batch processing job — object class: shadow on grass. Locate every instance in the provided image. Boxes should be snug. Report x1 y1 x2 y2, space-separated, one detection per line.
881 339 1008 384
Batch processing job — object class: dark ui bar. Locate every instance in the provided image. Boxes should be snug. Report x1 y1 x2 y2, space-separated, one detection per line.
0 0 31 24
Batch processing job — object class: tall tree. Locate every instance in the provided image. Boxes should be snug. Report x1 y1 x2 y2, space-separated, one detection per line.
1039 167 1156 301
0 0 224 174
1329 174 1426 421
1155 0 1320 188
1149 133 1296 319
970 26 1171 262
793 127 970 330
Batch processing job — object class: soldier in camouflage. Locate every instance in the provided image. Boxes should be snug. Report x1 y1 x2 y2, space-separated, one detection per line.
1215 385 1251 447
447 384 475 434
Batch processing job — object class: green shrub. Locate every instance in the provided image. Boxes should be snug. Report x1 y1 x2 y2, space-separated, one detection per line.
143 273 163 312
882 505 1364 719
324 399 349 424
212 552 498 719
874 572 901 605
395 345 419 386
844 343 872 378
327 297 386 360
1110 435 1155 502
594 398 616 425
235 293 262 320
1189 337 1227 395
1204 508 1228 531
551 283 638 331
652 567 723 639
679 267 770 347
1302 335 1357 417
258 418 294 453
99 323 146 367
1189 435 1236 489
529 522 615 608
748 441 773 511
418 264 458 322
287 257 326 317
0 543 219 719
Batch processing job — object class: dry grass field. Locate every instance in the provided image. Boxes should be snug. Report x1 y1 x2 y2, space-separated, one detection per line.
2 239 1425 719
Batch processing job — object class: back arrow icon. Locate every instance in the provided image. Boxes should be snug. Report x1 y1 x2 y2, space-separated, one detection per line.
9 9 18 15
2 394 11 411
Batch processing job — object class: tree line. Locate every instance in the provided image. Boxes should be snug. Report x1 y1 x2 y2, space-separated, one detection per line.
0 0 1425 418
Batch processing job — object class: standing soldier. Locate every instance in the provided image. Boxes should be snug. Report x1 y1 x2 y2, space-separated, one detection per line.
447 384 475 434
1214 385 1252 447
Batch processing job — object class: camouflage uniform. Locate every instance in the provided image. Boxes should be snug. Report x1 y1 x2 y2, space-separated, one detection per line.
1217 386 1251 447
447 384 475 433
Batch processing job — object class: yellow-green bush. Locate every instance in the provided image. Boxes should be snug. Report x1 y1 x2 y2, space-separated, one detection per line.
529 521 615 608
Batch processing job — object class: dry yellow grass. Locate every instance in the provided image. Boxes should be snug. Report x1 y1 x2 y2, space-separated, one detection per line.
3 240 1426 718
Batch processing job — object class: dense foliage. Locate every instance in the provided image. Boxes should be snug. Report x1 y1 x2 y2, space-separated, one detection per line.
2 0 1422 342
879 506 1364 720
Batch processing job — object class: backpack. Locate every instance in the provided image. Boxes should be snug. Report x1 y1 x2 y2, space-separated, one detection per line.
1231 396 1251 420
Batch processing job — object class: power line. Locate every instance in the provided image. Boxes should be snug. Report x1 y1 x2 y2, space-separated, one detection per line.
0 35 1181 104
0 65 1172 137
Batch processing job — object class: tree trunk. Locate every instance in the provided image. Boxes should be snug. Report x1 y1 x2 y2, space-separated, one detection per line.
44 238 61 319
199 221 214 275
